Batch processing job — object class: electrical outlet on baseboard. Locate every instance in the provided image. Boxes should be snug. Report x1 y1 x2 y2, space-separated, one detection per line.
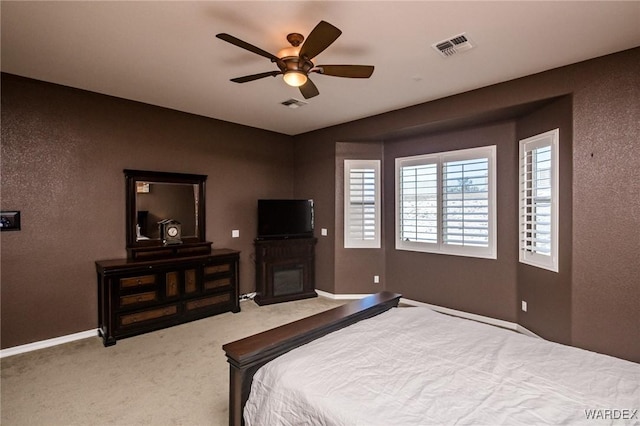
374 275 380 284
521 300 528 312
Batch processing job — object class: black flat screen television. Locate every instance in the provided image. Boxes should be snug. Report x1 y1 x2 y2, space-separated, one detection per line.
257 199 314 240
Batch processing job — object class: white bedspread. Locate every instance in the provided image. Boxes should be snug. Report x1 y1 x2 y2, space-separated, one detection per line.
244 307 639 425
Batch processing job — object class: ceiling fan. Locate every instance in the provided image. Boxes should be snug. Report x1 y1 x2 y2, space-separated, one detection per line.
216 21 374 99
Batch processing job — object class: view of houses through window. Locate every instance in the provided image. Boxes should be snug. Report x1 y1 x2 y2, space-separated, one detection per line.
395 146 496 259
442 157 491 247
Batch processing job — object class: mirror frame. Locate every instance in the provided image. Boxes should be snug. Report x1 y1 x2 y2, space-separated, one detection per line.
125 169 208 258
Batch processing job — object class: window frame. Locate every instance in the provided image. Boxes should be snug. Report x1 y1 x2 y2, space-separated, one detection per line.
395 145 497 259
344 159 381 249
519 129 559 272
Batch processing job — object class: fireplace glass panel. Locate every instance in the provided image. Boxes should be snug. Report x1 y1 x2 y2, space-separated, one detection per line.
273 265 304 297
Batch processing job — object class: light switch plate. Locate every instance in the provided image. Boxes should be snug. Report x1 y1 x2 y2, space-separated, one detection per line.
232 229 240 238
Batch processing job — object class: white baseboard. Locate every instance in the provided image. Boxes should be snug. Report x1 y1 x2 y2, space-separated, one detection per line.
515 324 541 339
315 289 372 300
400 297 520 332
0 329 99 359
316 291 541 339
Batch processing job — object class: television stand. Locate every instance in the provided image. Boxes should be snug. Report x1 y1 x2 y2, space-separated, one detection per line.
254 238 317 305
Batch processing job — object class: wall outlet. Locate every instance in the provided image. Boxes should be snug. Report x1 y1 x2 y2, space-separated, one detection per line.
232 229 240 238
374 275 380 284
321 228 328 236
521 300 528 312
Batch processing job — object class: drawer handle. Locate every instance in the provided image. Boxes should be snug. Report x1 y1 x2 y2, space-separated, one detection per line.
136 296 143 302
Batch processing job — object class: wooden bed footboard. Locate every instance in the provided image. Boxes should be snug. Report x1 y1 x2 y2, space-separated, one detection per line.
222 291 402 426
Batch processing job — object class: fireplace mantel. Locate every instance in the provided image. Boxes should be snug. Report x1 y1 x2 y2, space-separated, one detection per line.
254 238 317 305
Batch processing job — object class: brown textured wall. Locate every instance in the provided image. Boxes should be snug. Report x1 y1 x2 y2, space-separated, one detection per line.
384 122 519 322
295 47 639 361
516 96 573 345
334 142 385 294
571 51 640 361
1 74 295 349
292 138 336 293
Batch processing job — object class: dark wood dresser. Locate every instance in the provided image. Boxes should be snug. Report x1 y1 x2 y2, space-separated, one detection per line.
96 248 240 346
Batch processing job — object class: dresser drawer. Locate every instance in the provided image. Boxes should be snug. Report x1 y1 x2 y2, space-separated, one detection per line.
204 277 231 291
120 274 156 289
120 291 158 307
119 305 178 326
204 263 231 275
185 293 231 311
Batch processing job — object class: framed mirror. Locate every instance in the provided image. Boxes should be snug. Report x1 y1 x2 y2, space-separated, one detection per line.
125 169 210 259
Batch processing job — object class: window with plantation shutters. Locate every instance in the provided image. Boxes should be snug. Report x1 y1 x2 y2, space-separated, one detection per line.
344 160 380 248
519 129 559 272
396 146 496 259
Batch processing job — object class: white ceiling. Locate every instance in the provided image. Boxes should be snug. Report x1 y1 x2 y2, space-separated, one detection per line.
2 1 639 135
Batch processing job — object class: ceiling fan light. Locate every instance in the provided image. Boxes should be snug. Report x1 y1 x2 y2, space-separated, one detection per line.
277 46 300 59
283 71 307 87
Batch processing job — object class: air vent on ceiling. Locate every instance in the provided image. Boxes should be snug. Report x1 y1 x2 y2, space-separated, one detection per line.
281 98 308 109
432 33 474 57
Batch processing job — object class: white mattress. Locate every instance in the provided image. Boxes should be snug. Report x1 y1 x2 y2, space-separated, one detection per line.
244 306 640 425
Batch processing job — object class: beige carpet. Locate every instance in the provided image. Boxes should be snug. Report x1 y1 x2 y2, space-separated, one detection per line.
1 296 345 426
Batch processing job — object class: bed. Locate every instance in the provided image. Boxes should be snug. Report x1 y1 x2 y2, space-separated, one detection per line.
223 292 639 425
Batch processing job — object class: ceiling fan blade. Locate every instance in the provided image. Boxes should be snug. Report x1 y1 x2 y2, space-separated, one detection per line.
299 21 342 60
299 78 320 99
216 33 280 62
230 71 282 83
315 65 375 78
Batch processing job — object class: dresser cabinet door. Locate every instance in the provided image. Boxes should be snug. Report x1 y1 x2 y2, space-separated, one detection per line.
185 269 197 294
166 271 179 298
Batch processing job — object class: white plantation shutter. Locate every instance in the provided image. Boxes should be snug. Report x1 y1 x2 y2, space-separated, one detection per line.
344 160 380 248
399 162 438 244
519 129 559 272
442 158 490 247
396 146 496 259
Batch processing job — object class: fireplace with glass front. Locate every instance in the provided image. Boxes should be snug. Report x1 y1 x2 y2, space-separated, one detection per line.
254 238 317 305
